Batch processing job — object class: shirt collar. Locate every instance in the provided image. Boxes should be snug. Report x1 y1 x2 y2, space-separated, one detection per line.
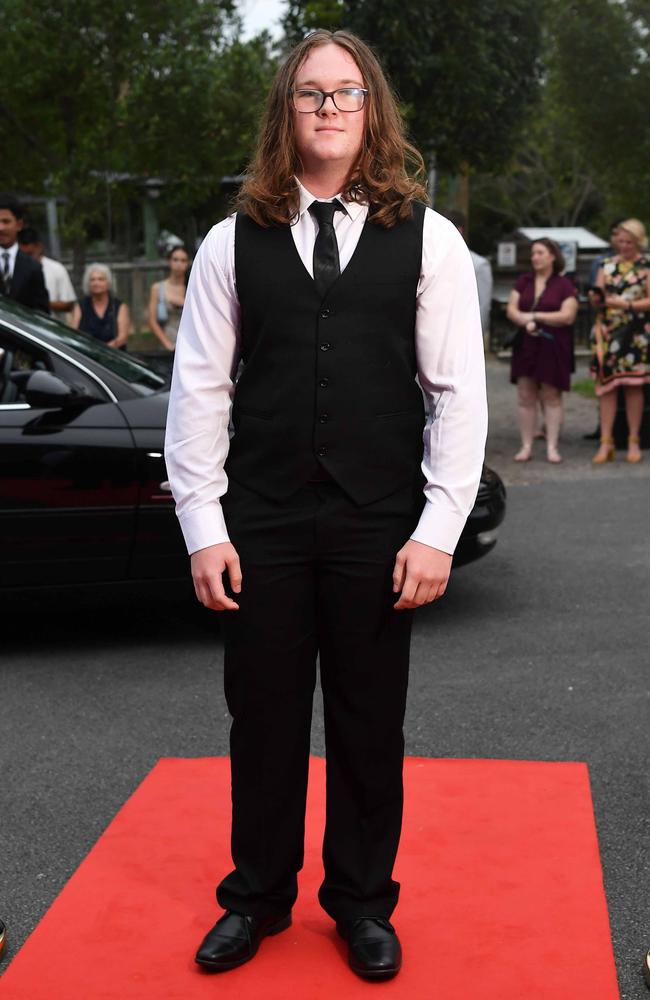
295 179 367 223
2 242 19 263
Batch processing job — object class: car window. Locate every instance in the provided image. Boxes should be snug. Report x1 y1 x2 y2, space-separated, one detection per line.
0 299 165 394
0 330 51 405
49 353 110 401
50 326 166 393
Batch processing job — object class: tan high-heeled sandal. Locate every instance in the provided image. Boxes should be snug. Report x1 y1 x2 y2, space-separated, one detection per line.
627 434 642 463
592 437 615 464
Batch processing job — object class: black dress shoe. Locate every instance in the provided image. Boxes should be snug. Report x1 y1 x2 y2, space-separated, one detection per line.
336 917 402 980
195 910 291 972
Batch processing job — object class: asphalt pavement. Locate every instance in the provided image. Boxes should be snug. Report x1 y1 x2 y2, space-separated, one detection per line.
1 358 649 997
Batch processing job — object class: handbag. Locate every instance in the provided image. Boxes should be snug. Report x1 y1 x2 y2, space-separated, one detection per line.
156 279 168 325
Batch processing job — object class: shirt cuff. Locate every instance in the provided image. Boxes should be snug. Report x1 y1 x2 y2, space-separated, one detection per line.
410 502 468 556
177 503 231 555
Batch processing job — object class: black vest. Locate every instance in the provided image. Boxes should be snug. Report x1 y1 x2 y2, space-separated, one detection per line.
226 202 426 505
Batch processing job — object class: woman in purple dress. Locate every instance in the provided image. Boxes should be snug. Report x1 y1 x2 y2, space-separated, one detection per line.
506 239 578 463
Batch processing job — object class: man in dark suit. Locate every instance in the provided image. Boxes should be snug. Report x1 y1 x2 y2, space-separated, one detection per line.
0 194 49 313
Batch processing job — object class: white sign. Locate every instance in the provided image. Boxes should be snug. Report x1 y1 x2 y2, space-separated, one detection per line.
497 242 517 267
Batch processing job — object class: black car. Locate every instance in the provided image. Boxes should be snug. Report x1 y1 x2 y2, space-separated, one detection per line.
0 298 505 588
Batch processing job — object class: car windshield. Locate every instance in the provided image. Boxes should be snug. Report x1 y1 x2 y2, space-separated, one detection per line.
49 324 166 392
1 299 166 393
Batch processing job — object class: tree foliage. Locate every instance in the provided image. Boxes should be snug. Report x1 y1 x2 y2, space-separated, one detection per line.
469 0 650 246
2 0 647 260
0 0 276 258
282 0 543 172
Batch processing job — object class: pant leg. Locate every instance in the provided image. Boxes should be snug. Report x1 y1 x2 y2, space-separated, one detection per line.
315 481 425 921
216 481 318 918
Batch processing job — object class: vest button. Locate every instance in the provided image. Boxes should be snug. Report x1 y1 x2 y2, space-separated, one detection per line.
319 378 329 388
320 342 331 351
317 446 327 457
320 308 330 318
319 413 329 423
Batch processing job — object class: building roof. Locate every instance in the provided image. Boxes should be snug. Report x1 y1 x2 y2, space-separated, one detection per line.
517 227 609 249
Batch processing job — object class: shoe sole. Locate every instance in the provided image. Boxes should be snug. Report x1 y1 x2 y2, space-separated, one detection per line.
350 963 401 980
195 914 292 972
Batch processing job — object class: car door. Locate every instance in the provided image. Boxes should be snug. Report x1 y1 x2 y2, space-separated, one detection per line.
0 326 138 587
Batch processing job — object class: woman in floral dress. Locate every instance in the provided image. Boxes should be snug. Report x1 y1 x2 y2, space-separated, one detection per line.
591 218 650 463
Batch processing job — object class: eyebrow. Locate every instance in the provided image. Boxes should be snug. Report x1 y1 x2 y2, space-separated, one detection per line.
294 79 365 88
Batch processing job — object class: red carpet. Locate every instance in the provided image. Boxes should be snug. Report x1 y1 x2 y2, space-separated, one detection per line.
0 757 619 999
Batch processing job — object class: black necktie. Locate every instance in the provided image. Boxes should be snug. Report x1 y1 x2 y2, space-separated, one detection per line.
309 200 344 299
1 251 9 294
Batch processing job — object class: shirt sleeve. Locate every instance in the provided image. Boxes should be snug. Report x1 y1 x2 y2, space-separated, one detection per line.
164 217 241 555
559 275 578 301
514 273 529 295
58 263 76 302
472 253 493 334
411 210 488 555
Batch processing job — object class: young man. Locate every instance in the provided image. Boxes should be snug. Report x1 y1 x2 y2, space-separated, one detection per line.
0 195 49 313
165 30 487 981
18 228 76 322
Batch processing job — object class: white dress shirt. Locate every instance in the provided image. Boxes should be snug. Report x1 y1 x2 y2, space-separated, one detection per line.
469 250 494 336
41 256 76 305
1 241 19 280
165 181 488 557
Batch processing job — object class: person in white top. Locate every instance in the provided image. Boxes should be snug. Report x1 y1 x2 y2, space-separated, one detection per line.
165 30 487 981
18 228 76 322
445 209 493 341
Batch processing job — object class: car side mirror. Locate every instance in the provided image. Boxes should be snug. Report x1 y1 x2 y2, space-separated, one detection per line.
24 370 97 409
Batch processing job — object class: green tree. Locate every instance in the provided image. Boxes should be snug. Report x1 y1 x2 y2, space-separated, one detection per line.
548 0 649 213
0 0 276 266
282 0 543 174
469 0 650 248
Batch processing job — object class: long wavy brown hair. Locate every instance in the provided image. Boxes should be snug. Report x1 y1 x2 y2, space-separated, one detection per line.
235 29 429 228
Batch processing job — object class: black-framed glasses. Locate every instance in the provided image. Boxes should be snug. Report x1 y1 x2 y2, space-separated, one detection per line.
291 87 368 113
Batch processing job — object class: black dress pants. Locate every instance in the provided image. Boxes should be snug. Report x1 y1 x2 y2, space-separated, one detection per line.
216 476 425 922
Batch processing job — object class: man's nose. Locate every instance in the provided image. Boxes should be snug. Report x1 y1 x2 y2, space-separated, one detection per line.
318 95 337 114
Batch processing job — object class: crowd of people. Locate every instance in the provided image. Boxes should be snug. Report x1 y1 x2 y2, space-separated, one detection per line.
0 192 189 356
505 220 649 464
1 191 648 463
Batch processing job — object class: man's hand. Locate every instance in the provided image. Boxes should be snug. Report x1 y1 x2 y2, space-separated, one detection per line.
190 542 242 611
392 540 452 610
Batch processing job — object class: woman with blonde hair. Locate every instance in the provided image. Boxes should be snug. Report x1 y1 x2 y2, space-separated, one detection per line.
590 218 650 463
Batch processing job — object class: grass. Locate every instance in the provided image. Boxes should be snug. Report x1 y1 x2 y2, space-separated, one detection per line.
572 377 596 399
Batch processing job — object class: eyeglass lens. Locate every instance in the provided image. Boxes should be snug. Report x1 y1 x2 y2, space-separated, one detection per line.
293 88 366 113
